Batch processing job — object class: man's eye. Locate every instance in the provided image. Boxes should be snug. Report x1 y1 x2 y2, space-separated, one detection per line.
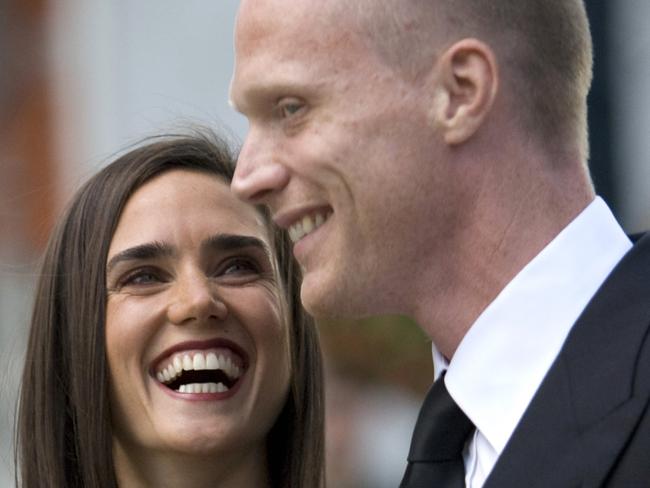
278 99 304 118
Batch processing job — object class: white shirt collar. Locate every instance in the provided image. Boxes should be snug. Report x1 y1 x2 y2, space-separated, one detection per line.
434 197 632 454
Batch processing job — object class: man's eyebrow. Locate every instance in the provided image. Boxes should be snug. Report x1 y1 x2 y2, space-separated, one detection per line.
230 79 318 114
106 241 174 274
201 234 271 257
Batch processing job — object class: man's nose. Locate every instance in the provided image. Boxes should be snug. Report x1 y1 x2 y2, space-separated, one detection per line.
167 275 228 326
231 129 290 203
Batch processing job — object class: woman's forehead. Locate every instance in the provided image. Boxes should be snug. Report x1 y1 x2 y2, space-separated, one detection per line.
108 169 273 257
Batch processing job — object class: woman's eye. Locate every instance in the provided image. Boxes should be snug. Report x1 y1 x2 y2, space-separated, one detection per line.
221 258 260 276
120 269 164 287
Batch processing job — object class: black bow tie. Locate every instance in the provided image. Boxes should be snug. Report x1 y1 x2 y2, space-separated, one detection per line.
400 375 475 488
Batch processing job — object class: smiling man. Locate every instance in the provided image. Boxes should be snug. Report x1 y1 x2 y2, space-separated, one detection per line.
230 0 650 486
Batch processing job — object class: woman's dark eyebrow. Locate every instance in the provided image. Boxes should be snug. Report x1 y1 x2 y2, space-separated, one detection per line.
106 241 174 274
201 234 270 258
106 235 269 274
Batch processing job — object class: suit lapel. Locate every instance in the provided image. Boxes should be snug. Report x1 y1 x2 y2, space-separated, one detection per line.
485 233 650 488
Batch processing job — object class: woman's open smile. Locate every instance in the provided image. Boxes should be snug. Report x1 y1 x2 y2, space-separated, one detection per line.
153 339 247 397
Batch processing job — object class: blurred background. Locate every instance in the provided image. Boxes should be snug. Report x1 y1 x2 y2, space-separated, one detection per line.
1 1 648 486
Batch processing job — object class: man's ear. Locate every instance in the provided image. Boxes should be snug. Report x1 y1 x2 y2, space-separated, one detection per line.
429 39 498 145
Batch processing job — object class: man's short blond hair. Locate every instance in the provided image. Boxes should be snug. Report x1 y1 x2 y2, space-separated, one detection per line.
335 0 593 159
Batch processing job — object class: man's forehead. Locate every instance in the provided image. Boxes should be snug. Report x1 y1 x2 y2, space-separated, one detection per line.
235 0 352 42
231 1 367 101
237 0 312 32
230 48 334 114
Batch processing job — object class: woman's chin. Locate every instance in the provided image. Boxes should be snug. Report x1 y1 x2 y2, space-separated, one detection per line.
154 428 260 458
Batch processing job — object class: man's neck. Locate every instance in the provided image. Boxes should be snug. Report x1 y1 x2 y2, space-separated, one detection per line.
410 158 595 359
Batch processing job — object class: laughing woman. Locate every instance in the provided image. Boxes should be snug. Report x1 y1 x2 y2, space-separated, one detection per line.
16 132 325 488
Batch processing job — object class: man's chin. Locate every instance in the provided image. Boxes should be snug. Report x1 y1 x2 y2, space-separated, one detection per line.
300 283 334 319
300 275 363 321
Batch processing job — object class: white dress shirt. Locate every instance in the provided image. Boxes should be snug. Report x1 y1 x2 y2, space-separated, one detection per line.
431 197 633 488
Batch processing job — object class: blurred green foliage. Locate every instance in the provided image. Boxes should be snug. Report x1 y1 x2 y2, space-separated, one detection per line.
318 315 433 396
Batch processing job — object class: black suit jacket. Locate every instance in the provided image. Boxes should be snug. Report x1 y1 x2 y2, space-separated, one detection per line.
484 233 650 487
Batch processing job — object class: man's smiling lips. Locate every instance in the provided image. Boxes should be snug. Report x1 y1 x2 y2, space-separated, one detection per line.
274 207 333 244
151 339 248 397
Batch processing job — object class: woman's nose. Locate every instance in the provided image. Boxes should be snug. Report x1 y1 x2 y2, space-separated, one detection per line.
166 275 228 325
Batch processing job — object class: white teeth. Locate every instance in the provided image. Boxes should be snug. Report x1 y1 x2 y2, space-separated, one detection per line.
176 382 230 394
193 353 206 370
206 352 219 369
288 212 329 243
183 354 193 370
157 350 244 388
302 215 314 234
288 225 300 242
173 356 182 374
167 365 176 380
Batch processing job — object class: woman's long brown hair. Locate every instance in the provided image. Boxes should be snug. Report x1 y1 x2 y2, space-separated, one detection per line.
16 130 324 487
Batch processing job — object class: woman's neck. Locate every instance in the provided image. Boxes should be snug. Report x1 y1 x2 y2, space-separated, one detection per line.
112 440 271 488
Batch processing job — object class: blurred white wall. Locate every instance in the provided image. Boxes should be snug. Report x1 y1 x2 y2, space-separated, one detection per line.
611 0 650 232
48 0 246 199
0 275 33 487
